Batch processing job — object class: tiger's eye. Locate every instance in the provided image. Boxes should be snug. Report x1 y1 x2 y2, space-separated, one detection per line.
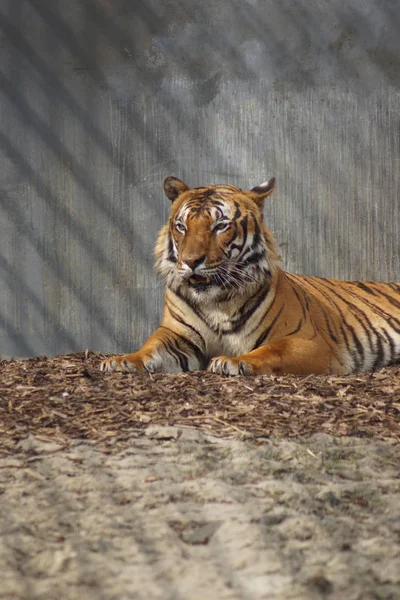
175 222 186 234
213 222 230 233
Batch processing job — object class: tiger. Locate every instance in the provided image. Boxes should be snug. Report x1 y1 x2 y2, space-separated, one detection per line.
100 176 400 376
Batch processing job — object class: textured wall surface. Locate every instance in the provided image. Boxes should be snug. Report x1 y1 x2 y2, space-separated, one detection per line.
1 0 400 357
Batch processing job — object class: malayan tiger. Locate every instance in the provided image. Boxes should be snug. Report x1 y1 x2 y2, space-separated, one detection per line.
100 176 400 376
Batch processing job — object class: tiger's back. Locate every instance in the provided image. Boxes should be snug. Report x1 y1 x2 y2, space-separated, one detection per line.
275 272 400 374
101 176 400 376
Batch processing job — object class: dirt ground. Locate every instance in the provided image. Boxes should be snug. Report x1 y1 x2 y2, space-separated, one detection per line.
1 353 400 600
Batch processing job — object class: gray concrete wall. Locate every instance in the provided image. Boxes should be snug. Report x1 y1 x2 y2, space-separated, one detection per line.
1 0 400 358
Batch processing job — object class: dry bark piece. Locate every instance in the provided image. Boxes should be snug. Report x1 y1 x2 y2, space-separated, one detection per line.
0 352 399 453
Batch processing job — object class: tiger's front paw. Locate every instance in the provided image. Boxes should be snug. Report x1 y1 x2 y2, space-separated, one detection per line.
100 354 145 373
207 356 256 376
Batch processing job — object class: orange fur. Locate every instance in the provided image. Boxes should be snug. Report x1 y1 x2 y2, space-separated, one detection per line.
101 177 400 376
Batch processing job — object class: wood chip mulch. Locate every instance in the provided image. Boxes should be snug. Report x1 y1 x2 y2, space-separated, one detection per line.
1 351 400 452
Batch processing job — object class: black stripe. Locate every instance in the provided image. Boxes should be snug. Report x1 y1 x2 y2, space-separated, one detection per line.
331 281 400 366
388 318 400 334
386 332 397 364
285 318 304 337
239 250 266 267
341 321 364 370
174 288 219 334
159 338 186 370
372 333 386 371
294 279 396 370
240 215 248 243
253 304 285 348
228 215 249 258
247 287 279 339
344 283 400 320
167 233 177 263
159 325 205 367
322 310 339 343
354 282 379 296
288 274 311 311
233 201 241 219
233 283 270 319
161 335 190 371
353 307 389 369
252 215 261 247
287 280 307 319
317 278 398 371
338 322 354 357
368 286 400 310
165 303 206 354
224 283 272 334
299 277 361 369
315 279 368 369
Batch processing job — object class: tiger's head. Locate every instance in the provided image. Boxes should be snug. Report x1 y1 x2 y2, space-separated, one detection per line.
155 176 280 302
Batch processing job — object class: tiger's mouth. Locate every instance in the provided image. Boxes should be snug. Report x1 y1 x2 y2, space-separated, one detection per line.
188 274 213 288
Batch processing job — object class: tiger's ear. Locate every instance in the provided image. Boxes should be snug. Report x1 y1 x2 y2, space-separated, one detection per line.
164 176 190 202
249 177 276 207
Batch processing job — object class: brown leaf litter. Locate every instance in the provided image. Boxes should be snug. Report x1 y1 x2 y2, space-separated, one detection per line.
1 351 400 453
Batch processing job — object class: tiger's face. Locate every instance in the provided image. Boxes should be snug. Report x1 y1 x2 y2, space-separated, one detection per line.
155 177 279 302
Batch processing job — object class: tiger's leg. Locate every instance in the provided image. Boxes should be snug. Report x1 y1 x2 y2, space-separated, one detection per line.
208 337 344 376
100 327 206 374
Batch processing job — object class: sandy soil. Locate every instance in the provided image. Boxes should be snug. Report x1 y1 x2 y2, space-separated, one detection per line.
1 431 400 600
1 354 400 599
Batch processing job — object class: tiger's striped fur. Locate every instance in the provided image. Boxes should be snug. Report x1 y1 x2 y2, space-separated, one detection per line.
100 176 400 376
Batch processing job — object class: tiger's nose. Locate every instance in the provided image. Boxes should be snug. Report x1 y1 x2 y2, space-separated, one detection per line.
183 255 205 270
